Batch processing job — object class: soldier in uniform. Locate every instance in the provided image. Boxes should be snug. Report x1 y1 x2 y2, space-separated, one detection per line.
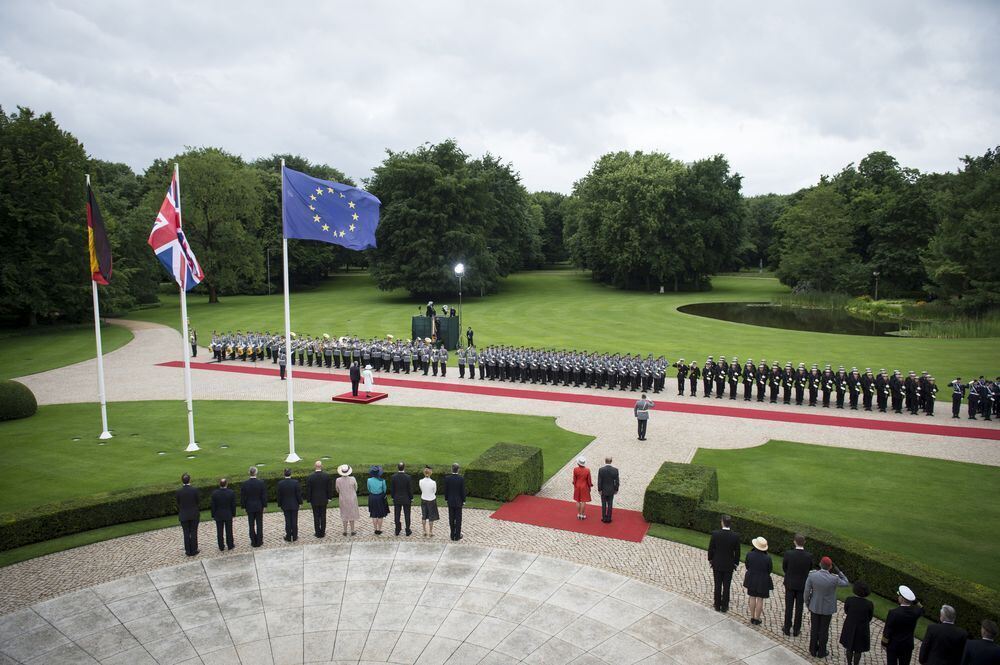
821 366 834 407
715 356 728 399
687 361 700 396
702 357 714 397
672 359 688 396
468 346 478 380
925 377 938 416
889 370 904 413
278 346 287 380
834 366 848 408
861 369 875 411
768 363 781 404
324 340 333 368
421 345 431 375
457 347 466 378
904 371 918 414
728 358 741 400
847 368 861 410
755 359 768 402
440 346 449 377
782 362 794 405
949 378 966 419
189 328 198 357
876 369 889 412
742 359 755 401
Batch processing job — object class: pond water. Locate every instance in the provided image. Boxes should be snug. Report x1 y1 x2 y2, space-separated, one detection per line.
678 302 903 337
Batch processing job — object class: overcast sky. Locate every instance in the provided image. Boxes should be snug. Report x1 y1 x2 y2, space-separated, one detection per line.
1 1 997 195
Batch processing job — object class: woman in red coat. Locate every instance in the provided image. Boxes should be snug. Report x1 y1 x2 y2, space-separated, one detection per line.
572 457 593 520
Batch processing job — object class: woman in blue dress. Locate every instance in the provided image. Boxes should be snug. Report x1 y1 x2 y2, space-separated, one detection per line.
367 465 389 534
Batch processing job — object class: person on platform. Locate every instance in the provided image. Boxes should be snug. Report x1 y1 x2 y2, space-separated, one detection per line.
367 466 389 535
210 477 236 551
883 585 924 665
919 604 967 665
781 534 813 636
336 464 359 536
804 556 850 658
240 466 267 547
634 393 654 440
349 361 361 397
419 466 439 537
466 326 474 347
707 514 741 613
176 473 200 557
572 457 592 520
391 462 413 536
743 537 773 625
444 463 466 541
961 619 1000 664
306 461 333 538
839 580 874 665
597 457 619 523
363 364 374 397
277 468 302 542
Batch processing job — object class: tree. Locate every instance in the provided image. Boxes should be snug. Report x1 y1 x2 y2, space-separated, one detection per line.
0 106 90 325
742 193 790 269
531 191 569 264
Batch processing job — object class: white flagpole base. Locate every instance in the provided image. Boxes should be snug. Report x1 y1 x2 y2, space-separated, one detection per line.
284 452 301 463
185 442 201 452
99 431 113 440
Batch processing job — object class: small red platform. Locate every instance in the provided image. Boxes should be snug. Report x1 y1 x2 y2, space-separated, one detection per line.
331 391 388 404
490 494 649 543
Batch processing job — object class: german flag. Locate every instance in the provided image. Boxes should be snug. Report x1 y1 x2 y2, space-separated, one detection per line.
87 183 112 284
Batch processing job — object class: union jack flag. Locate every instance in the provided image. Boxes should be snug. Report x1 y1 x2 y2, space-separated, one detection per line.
148 171 204 291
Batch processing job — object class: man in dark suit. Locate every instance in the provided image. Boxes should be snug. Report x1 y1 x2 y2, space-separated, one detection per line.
349 361 361 396
306 460 333 538
707 514 741 612
883 585 924 665
919 604 968 665
210 477 236 551
781 533 813 636
961 619 1000 665
176 473 200 556
240 466 267 547
277 468 302 542
391 462 413 536
597 457 619 523
443 463 466 541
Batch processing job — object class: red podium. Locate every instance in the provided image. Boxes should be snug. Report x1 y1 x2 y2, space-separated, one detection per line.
331 391 387 404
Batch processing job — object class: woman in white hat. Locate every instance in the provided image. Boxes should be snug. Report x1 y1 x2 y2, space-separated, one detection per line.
335 464 359 536
743 536 773 625
362 364 374 397
572 457 592 520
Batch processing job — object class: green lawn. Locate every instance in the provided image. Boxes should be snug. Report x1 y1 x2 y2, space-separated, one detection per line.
125 270 994 382
692 441 1000 589
0 323 132 380
0 401 591 513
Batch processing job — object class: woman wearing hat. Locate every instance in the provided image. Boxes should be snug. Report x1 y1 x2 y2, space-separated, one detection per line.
335 464 359 536
743 536 773 625
366 466 389 534
839 580 874 665
362 364 375 397
572 457 592 520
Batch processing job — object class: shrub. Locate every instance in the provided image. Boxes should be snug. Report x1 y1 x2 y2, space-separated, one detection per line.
0 380 37 421
642 462 1000 636
465 442 543 501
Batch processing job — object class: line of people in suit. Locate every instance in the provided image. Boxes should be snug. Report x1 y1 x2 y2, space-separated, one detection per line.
174 461 469 554
707 515 999 663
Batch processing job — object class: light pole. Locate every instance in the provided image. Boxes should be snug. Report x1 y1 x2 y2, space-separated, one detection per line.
454 263 465 348
873 270 880 301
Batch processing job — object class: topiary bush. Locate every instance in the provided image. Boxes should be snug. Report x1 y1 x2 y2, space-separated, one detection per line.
465 442 543 501
642 462 718 526
0 380 37 421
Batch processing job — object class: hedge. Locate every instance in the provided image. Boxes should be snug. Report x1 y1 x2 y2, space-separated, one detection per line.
464 442 543 501
642 462 999 636
0 380 37 421
0 442 543 551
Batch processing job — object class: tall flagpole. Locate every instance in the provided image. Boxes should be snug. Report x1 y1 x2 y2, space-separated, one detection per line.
281 159 300 463
175 163 199 452
87 174 113 440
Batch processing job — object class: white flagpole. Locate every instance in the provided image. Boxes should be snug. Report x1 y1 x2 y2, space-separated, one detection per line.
175 163 199 452
281 159 300 463
87 174 112 440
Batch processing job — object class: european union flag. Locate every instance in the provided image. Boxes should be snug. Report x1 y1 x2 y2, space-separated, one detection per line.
282 165 380 250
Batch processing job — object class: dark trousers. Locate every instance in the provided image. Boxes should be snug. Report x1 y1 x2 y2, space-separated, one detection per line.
283 509 298 539
783 587 804 633
191 344 197 357
247 510 263 546
600 493 614 522
886 644 914 665
809 612 832 657
351 379 359 397
448 505 463 539
637 419 648 439
215 519 234 550
279 365 286 380
953 395 962 417
712 568 733 610
181 519 199 555
312 505 327 536
394 503 412 534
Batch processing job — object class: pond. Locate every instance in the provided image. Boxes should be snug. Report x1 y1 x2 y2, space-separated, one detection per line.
678 302 904 337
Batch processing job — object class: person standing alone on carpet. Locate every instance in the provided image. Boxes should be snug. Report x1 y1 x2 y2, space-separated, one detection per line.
572 457 593 520
597 457 619 523
349 361 361 396
634 393 654 440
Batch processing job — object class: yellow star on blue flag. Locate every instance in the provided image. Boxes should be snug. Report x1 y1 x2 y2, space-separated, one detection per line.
282 166 380 250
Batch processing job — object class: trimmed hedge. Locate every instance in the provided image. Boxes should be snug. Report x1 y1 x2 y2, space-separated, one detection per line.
642 462 999 636
465 442 544 501
0 442 543 551
0 380 37 421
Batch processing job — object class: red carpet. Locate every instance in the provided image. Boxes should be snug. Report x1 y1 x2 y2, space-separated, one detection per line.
490 495 649 542
331 391 387 404
159 361 1000 441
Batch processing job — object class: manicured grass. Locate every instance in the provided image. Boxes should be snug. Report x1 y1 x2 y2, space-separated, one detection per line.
0 401 591 512
0 323 132 380
691 441 1000 588
125 270 994 382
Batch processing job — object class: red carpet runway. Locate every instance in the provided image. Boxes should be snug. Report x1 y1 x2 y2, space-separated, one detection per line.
159 361 1000 441
490 495 649 542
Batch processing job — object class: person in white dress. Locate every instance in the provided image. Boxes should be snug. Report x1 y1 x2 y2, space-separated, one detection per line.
362 364 374 397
